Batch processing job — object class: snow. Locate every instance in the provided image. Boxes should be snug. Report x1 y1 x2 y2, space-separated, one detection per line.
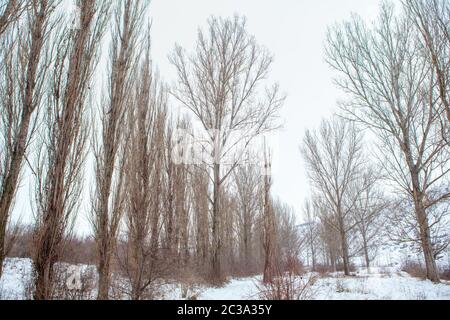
313 272 450 300
199 277 261 300
1 258 449 300
0 258 33 300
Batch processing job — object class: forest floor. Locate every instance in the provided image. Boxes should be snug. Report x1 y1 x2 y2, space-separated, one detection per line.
1 258 449 300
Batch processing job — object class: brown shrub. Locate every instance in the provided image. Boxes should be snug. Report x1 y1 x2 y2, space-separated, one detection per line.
256 272 317 300
314 264 335 275
440 267 450 281
401 260 426 279
336 263 356 274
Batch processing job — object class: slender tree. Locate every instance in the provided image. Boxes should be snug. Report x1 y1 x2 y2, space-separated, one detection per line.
0 0 57 278
170 15 283 284
302 199 319 271
121 37 169 300
32 0 109 300
262 148 277 283
351 169 386 270
302 118 365 276
325 2 449 282
404 0 450 127
92 0 149 299
0 0 26 37
234 164 261 274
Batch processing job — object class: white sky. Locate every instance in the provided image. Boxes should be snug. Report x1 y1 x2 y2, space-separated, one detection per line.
150 0 381 221
11 0 383 233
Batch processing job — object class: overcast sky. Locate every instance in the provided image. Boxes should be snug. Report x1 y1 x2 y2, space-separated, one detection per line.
150 0 381 221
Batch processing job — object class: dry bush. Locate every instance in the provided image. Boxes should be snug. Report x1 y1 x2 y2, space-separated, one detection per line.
440 267 450 281
23 263 97 300
116 243 176 300
51 264 96 300
279 255 304 275
6 226 97 266
60 237 97 265
256 259 317 300
335 279 349 293
109 270 169 300
256 272 317 300
401 260 426 280
314 264 335 276
6 224 32 258
336 262 356 274
179 269 205 300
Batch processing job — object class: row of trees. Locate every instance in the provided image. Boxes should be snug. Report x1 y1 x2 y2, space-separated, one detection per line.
301 0 449 283
0 0 293 299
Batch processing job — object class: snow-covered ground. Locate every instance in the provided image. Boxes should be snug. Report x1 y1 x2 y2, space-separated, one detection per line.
193 270 450 300
1 258 449 300
0 258 32 300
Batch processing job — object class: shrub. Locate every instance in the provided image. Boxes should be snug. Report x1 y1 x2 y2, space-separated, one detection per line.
314 264 335 275
401 260 426 280
256 259 316 300
440 267 450 281
335 263 356 273
256 271 317 300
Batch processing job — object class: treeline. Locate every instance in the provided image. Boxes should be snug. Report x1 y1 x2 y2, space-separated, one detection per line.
0 0 293 300
300 0 449 283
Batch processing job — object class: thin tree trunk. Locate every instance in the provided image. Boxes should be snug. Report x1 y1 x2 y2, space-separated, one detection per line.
414 195 440 282
34 255 53 300
263 164 276 284
362 234 370 270
0 0 47 278
97 254 110 300
339 226 350 276
211 163 223 284
310 241 316 272
411 169 440 283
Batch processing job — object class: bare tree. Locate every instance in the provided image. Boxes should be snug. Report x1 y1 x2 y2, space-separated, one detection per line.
325 2 450 282
190 165 210 272
301 118 365 276
0 0 57 278
234 164 261 274
119 37 169 300
221 185 238 275
275 201 301 273
302 199 319 271
351 169 386 270
318 216 340 272
262 149 277 283
163 117 192 268
388 196 450 265
31 0 110 300
4 218 24 258
0 0 26 37
404 0 450 127
170 15 284 284
91 0 149 299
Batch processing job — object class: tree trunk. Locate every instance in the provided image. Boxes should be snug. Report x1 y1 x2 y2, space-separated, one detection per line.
33 261 53 300
309 233 316 271
0 105 33 279
340 228 350 276
362 233 370 271
0 219 6 277
263 169 276 284
211 163 224 284
0 0 48 279
97 254 110 300
415 201 440 283
329 248 336 272
411 171 440 283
